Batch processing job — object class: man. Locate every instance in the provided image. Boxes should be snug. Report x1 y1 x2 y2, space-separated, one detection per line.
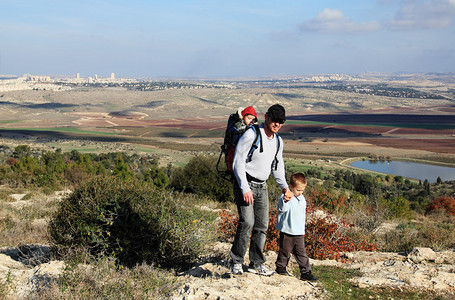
230 104 293 276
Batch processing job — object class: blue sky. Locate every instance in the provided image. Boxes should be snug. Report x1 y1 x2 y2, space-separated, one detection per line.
1 0 454 78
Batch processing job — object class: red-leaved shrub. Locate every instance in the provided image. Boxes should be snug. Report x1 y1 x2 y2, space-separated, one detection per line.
265 209 280 252
217 210 238 241
426 196 455 216
218 206 377 260
305 186 347 213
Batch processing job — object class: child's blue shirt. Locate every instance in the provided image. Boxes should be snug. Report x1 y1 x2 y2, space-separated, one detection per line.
275 193 307 235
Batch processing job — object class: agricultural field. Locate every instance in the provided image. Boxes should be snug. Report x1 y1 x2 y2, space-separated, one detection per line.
1 74 455 299
1 73 454 167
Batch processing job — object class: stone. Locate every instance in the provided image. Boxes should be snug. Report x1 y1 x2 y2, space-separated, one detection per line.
1 242 455 299
407 247 437 262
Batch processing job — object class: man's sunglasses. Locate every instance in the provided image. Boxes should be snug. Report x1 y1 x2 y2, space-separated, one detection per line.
271 118 285 124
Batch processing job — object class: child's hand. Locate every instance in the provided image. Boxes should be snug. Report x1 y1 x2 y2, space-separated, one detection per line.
282 188 293 202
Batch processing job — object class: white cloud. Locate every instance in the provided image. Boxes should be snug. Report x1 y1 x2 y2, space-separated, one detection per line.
388 0 455 30
299 8 381 34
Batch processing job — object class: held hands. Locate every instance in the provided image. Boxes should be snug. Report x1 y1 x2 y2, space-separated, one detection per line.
282 188 293 202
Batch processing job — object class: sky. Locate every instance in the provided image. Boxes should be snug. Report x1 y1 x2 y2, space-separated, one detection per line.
0 0 454 78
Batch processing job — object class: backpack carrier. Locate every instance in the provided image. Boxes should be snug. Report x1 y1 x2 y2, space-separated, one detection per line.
216 114 281 181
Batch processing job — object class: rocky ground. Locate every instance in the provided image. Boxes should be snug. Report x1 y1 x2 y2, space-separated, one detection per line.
1 241 454 299
1 192 454 299
170 243 455 299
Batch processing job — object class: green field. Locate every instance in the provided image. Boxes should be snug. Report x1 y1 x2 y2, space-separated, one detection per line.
0 127 119 136
285 120 455 130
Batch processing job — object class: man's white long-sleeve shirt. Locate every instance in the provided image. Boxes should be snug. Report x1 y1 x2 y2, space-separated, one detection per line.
232 124 288 194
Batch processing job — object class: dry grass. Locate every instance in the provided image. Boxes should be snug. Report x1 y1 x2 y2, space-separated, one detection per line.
328 193 455 253
374 211 455 252
0 189 58 247
35 259 181 300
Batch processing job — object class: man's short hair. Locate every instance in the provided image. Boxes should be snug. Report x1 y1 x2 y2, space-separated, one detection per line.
290 172 306 187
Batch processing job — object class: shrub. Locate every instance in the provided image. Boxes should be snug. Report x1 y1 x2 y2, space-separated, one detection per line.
304 213 377 260
377 196 413 220
218 206 377 260
217 210 238 241
380 225 419 252
378 213 455 252
12 145 32 159
305 185 347 213
49 176 217 270
426 196 455 216
419 218 455 250
142 167 169 189
342 193 385 232
64 164 90 187
170 155 233 202
265 209 280 252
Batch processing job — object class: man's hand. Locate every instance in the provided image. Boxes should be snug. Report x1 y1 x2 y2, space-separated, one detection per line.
243 191 254 205
282 188 293 202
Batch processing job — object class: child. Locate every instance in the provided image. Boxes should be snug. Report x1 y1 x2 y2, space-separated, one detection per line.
275 172 318 281
232 106 257 134
225 106 257 173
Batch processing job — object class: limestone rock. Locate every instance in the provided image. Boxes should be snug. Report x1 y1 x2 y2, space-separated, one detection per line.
347 249 455 294
15 260 65 299
0 244 63 299
407 247 437 263
172 259 322 300
0 253 26 272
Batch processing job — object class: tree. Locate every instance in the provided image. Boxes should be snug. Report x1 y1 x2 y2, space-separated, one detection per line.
423 179 431 194
170 155 233 202
143 167 169 189
355 175 380 198
13 145 32 159
113 155 134 181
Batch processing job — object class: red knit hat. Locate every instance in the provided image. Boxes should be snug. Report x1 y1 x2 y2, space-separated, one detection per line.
241 106 257 121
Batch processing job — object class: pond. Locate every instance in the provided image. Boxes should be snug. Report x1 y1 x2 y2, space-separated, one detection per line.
350 160 455 183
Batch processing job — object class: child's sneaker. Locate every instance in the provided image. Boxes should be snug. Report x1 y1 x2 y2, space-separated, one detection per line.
300 271 318 281
275 267 291 276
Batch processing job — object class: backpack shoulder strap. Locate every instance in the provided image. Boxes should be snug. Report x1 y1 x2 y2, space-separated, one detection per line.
272 133 280 170
247 124 262 162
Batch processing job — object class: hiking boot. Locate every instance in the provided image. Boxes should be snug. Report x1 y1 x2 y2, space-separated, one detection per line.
248 263 274 276
275 267 291 276
300 271 318 282
231 263 244 275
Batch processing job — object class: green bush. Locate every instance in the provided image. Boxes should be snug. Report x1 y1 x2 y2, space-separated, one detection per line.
170 155 233 202
378 196 413 220
49 176 217 270
142 167 169 189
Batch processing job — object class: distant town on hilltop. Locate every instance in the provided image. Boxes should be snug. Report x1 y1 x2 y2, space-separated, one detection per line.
0 72 454 98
